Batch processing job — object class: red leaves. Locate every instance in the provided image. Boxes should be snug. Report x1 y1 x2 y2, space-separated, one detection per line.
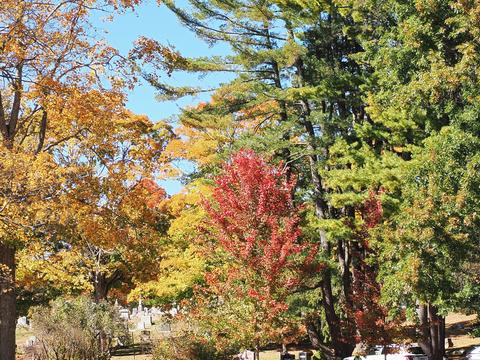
346 189 403 345
204 150 304 285
362 188 384 229
203 149 312 319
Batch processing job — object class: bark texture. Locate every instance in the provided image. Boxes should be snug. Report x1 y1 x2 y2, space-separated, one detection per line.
0 243 16 360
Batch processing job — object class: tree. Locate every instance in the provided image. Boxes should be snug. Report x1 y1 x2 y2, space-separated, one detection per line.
203 150 317 358
131 0 480 357
132 1 372 355
0 1 154 356
69 175 168 302
336 1 480 357
127 178 211 305
29 296 129 359
346 191 404 351
373 127 480 360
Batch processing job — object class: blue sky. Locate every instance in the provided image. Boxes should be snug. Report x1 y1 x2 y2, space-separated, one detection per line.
95 0 231 194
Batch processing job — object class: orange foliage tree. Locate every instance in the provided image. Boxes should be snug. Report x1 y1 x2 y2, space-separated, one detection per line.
0 0 165 357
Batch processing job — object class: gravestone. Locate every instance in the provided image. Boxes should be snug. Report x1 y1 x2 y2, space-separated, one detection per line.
158 323 171 332
119 308 130 320
141 314 152 328
138 296 143 314
239 350 256 360
17 316 28 327
299 352 312 360
169 307 178 316
25 336 37 347
151 306 161 315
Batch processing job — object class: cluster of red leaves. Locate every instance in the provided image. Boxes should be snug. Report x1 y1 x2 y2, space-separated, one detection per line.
204 149 304 282
348 190 402 345
362 189 383 229
349 264 398 345
203 150 312 310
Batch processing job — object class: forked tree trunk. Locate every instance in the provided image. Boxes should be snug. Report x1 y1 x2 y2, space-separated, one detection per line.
0 243 16 360
93 269 122 303
417 303 445 360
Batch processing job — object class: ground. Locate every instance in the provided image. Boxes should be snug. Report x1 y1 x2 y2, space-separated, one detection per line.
446 313 479 348
15 313 480 359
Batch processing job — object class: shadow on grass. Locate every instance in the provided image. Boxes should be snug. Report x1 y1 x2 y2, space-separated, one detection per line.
112 343 152 356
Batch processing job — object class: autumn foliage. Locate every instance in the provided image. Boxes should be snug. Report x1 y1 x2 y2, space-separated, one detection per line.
204 150 306 295
348 190 402 345
198 150 315 348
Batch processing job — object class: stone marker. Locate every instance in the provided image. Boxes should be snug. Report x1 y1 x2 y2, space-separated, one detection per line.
141 314 152 328
119 308 130 320
25 336 37 347
17 316 28 327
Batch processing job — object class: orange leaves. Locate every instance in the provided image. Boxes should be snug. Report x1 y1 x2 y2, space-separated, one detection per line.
138 178 168 209
130 36 189 75
234 100 280 125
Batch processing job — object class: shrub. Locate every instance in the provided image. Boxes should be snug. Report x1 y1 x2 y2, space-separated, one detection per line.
152 332 234 360
29 296 128 360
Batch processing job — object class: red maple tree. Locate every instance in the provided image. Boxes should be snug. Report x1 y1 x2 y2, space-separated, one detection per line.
203 150 316 343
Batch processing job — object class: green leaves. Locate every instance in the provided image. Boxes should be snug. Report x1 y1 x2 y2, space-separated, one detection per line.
374 127 480 313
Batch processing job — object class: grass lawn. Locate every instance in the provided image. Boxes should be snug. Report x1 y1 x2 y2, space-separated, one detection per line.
16 326 34 357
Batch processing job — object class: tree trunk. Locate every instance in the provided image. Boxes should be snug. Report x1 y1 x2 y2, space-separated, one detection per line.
93 271 109 303
0 243 16 360
417 303 432 357
428 305 445 360
305 314 323 349
338 238 352 306
417 303 445 360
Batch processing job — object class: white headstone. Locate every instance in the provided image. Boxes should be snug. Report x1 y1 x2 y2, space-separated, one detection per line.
25 336 37 347
141 315 152 328
17 316 28 327
169 307 178 316
119 308 130 320
138 295 143 313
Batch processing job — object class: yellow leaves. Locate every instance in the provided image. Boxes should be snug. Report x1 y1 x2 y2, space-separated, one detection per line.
17 245 92 295
128 245 205 302
164 124 223 166
401 255 421 290
0 264 14 293
163 180 212 252
0 146 68 240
